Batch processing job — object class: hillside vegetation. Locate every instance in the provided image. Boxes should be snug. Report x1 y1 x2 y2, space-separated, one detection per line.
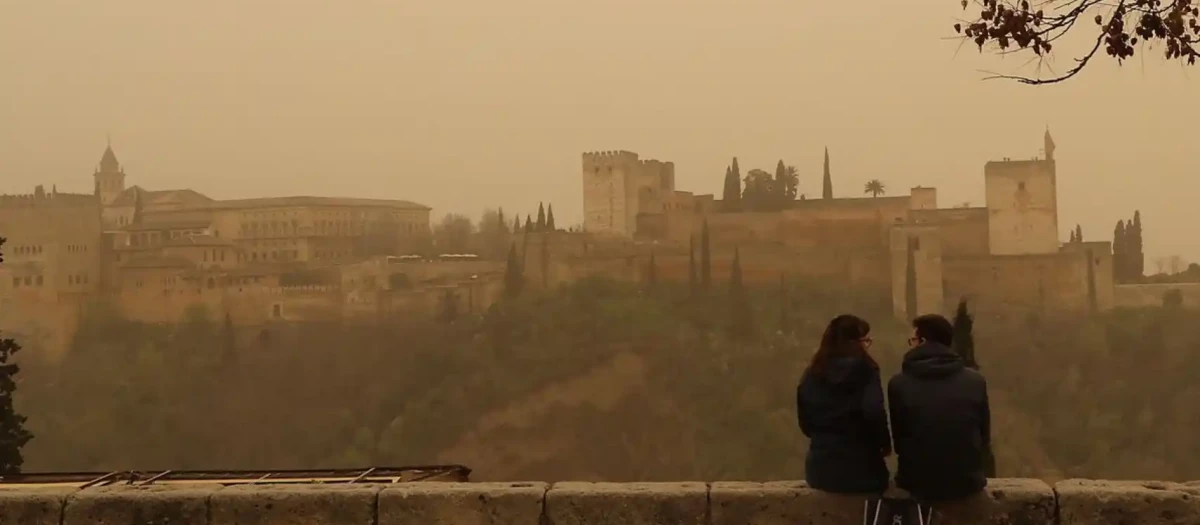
14 277 1200 481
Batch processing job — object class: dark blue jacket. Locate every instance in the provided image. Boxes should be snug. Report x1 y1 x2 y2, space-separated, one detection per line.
796 356 891 493
888 342 990 502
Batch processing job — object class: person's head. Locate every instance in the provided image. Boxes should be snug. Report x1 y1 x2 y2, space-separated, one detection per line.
910 314 953 348
810 314 877 374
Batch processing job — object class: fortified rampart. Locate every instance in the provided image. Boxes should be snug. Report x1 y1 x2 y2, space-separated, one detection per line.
1 478 1196 525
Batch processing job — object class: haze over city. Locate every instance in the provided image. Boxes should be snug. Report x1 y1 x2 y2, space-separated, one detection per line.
1 0 1196 261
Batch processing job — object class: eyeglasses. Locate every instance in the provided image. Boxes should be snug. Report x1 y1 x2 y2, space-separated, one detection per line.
859 337 874 348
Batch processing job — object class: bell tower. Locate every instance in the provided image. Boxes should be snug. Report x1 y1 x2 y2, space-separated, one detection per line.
93 141 126 205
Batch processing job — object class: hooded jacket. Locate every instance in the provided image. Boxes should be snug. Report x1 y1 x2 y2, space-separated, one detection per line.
888 342 991 502
796 355 890 494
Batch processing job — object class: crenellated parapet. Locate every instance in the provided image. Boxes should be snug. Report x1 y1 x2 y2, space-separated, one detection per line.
0 478 1194 525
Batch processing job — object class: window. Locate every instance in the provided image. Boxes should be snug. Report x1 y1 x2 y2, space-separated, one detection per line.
1018 182 1027 191
35 276 43 286
12 278 19 288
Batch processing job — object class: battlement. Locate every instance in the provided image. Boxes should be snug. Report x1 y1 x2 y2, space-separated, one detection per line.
0 478 1191 525
582 150 640 170
0 189 97 209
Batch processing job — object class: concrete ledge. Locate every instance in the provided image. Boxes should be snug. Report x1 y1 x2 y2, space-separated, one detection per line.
0 487 76 525
62 484 216 525
380 482 547 525
1055 479 1200 525
210 484 381 525
546 482 708 525
1 479 1198 525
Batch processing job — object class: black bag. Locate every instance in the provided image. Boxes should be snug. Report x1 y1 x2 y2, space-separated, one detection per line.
862 497 935 525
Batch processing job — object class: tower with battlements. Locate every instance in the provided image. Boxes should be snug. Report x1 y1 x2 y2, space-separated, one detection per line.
581 151 675 238
984 129 1060 255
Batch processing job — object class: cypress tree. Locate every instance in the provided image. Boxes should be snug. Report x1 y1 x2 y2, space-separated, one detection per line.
729 247 753 339
774 160 787 209
498 208 508 233
700 219 712 290
647 251 658 289
524 214 533 233
1132 211 1144 278
0 238 33 474
723 158 743 212
1075 224 1083 243
503 242 524 299
952 298 976 368
688 235 697 293
822 147 834 199
1069 230 1077 243
905 236 918 319
951 298 994 476
513 216 522 234
439 289 460 322
1114 221 1127 282
546 204 556 231
536 203 547 231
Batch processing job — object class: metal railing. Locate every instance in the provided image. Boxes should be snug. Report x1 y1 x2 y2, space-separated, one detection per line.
0 465 471 488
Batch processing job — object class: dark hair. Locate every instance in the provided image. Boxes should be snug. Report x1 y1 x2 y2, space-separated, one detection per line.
810 314 877 375
912 314 954 346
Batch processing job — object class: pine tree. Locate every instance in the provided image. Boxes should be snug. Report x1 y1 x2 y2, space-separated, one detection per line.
503 242 524 299
905 236 918 319
688 235 697 293
524 214 533 233
0 238 33 474
647 251 658 289
513 216 522 234
498 208 508 233
700 220 712 290
1069 230 1077 243
546 204 556 231
729 247 753 339
536 203 547 231
822 147 834 199
1075 224 1083 243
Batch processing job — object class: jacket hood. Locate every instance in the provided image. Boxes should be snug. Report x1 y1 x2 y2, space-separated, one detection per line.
901 342 965 379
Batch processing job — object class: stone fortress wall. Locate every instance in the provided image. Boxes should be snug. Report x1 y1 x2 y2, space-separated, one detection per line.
1 478 1197 525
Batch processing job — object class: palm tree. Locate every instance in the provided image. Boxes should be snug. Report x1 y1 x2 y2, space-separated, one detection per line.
863 179 886 198
781 165 800 201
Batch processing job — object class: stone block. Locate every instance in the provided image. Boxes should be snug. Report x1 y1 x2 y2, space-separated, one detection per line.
932 478 1056 525
546 482 707 525
1056 479 1200 525
711 481 869 525
379 482 546 525
63 484 216 525
210 484 381 525
0 487 75 525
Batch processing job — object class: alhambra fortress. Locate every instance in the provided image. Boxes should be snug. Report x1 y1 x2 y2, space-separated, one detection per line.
0 131 1173 354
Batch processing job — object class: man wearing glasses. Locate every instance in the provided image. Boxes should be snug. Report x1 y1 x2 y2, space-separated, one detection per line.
887 314 992 505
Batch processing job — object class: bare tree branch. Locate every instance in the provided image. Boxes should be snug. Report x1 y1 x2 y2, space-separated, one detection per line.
952 0 1199 83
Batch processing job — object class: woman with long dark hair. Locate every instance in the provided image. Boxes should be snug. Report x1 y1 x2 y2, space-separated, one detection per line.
796 314 891 493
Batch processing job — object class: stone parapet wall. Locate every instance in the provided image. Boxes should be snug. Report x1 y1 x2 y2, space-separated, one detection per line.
1 479 1197 525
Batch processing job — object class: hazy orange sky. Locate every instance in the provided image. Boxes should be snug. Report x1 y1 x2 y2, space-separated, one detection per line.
1 0 1195 263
